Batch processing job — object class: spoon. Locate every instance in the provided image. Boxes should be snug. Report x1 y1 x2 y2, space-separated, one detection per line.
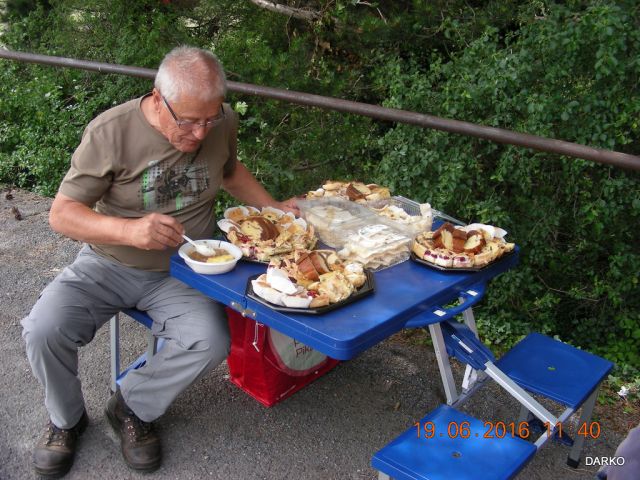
182 234 217 256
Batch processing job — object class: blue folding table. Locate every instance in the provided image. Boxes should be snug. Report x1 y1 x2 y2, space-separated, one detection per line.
170 249 518 402
170 249 612 479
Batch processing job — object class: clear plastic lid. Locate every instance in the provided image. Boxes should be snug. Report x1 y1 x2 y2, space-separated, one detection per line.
298 198 376 248
337 223 412 271
366 196 433 236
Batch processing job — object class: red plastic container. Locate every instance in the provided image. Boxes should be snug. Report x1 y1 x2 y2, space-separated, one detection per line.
225 308 340 407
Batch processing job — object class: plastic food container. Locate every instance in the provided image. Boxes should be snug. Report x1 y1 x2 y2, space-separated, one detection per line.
337 223 413 271
366 196 433 237
297 198 376 248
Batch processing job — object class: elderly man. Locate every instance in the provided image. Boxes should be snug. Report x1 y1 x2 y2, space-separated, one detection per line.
22 46 296 477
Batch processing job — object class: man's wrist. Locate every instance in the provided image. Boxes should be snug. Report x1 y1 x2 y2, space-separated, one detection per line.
120 218 133 247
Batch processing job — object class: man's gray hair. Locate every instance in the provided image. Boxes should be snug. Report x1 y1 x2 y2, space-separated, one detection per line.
155 46 227 102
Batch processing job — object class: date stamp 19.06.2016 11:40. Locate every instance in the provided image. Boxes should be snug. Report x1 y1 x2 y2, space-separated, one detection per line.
413 420 603 441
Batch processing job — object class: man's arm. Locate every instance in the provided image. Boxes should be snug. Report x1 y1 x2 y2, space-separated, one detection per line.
222 162 299 214
49 192 184 250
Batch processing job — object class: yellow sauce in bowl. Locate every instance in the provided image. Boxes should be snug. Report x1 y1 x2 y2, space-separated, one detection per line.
188 248 235 264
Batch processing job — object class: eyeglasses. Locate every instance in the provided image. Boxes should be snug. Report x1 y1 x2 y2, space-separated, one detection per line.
161 95 225 131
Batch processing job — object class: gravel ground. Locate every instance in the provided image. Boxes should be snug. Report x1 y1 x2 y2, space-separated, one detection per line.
0 188 624 480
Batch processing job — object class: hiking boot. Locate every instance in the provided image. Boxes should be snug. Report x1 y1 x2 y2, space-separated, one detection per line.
105 390 161 472
33 410 88 478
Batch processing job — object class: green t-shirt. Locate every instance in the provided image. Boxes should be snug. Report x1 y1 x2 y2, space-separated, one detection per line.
59 95 238 271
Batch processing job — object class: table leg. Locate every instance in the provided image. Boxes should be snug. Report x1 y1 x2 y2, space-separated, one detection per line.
110 314 120 393
428 322 458 404
567 387 599 467
461 306 483 390
428 306 482 404
461 304 478 335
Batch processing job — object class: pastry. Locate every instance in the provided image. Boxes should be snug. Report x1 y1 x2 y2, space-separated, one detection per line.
305 180 391 204
250 249 366 309
412 222 514 269
337 224 412 270
218 206 316 262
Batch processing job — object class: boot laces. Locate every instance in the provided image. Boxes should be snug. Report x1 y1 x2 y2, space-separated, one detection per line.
124 415 153 442
44 422 75 447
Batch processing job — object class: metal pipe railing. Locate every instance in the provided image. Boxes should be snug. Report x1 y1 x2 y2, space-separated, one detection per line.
1 48 639 171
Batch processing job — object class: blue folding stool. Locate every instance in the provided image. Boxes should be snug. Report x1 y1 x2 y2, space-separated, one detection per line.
109 309 163 392
372 321 613 479
439 322 613 467
372 404 536 480
495 332 613 467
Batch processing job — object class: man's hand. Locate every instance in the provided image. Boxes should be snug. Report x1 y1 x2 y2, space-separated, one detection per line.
122 213 184 250
275 197 300 217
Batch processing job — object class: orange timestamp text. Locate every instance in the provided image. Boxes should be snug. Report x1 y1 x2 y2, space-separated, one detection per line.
414 420 602 440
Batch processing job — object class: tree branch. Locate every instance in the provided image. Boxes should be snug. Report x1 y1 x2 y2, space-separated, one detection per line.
292 159 335 171
248 0 321 22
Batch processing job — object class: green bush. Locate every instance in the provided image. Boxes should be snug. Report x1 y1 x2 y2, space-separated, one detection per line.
371 3 640 369
0 0 182 195
0 0 376 199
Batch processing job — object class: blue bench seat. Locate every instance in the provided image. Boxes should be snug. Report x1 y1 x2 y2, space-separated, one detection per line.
372 404 536 480
495 332 613 467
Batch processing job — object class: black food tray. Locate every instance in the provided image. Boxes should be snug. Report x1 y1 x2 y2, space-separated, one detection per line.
240 256 269 265
245 270 375 315
410 250 516 273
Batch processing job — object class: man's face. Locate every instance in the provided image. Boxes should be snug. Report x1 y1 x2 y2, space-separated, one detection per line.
153 89 224 153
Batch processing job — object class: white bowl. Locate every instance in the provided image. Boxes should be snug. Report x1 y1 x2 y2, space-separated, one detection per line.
178 239 242 274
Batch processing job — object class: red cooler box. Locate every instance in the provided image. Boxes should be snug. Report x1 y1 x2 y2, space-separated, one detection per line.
226 308 340 407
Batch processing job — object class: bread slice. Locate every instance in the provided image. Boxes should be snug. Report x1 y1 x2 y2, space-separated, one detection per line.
322 180 343 191
452 228 467 239
433 222 454 239
412 240 429 259
441 228 454 250
424 248 439 264
472 248 494 267
463 230 485 254
452 236 466 253
346 183 366 201
351 182 371 195
239 216 280 241
296 253 320 281
434 251 454 268
309 251 332 275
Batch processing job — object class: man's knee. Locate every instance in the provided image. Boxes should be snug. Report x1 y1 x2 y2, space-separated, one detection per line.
180 315 230 368
22 297 95 351
23 313 71 353
193 321 231 365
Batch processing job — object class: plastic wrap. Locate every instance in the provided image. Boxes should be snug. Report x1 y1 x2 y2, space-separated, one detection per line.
298 198 376 248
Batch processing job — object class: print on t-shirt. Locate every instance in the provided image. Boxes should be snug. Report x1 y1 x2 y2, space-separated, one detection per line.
138 151 209 211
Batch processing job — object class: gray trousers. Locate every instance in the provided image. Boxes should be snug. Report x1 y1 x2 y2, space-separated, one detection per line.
599 422 640 480
21 245 230 428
